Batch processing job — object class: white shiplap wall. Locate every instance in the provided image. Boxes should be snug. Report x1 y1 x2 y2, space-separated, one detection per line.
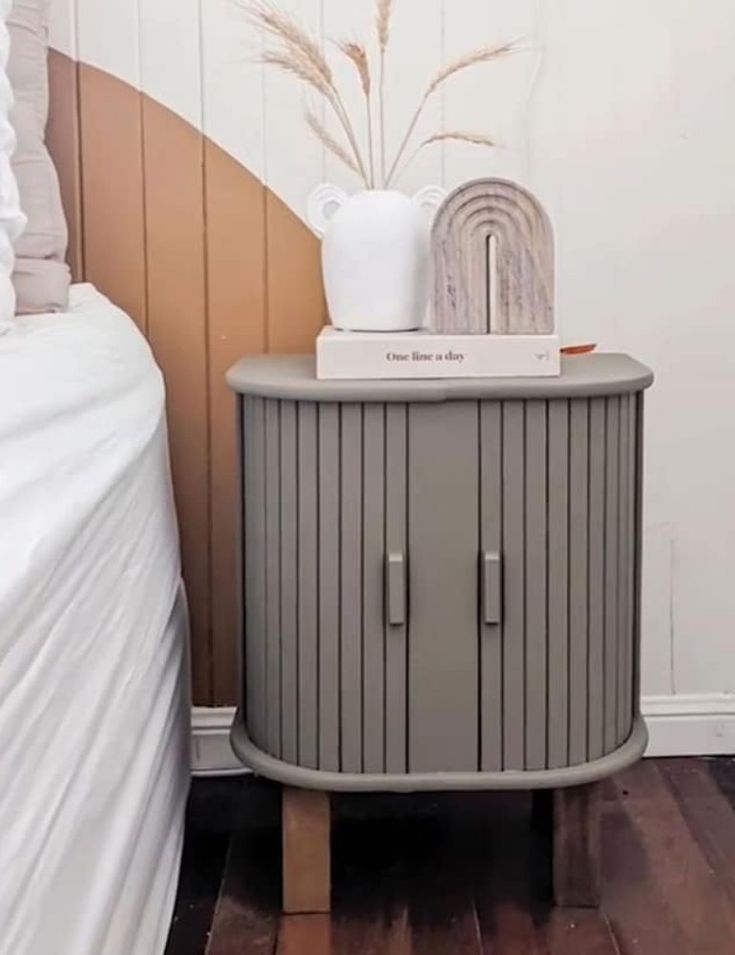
49 0 735 753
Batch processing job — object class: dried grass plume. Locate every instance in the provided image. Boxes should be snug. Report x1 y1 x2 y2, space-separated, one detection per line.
337 41 371 96
261 50 330 97
376 0 392 52
305 109 361 176
242 0 521 188
247 1 333 87
425 40 519 98
420 131 496 148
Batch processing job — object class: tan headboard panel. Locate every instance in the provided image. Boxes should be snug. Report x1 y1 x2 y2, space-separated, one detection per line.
46 50 325 706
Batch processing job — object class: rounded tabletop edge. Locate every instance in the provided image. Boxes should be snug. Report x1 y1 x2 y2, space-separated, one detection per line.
226 353 654 402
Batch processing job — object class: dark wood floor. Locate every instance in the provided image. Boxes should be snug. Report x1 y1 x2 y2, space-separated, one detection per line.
165 757 735 954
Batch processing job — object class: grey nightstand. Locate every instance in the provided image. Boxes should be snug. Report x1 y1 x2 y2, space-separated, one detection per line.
227 353 653 912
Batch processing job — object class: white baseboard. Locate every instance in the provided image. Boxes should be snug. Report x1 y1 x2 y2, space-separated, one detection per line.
191 695 735 776
191 706 247 776
642 694 735 757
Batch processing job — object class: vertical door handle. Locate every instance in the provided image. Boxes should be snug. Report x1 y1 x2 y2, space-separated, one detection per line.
482 551 502 624
386 553 406 626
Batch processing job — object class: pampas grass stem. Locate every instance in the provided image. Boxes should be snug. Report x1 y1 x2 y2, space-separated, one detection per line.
385 40 518 187
420 130 496 148
376 0 392 185
245 0 370 184
337 41 375 187
305 108 362 178
392 130 495 184
330 86 371 185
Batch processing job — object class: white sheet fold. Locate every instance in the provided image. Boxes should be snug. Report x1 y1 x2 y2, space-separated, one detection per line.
0 284 190 955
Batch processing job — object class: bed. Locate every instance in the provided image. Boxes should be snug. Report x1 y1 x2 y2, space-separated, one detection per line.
0 284 190 955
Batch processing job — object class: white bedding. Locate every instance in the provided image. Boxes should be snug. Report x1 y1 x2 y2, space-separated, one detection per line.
0 284 190 955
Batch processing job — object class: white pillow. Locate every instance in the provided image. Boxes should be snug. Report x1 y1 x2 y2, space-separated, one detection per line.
0 0 27 328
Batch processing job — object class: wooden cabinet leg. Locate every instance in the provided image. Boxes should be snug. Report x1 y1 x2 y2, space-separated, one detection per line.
553 782 601 908
282 787 331 914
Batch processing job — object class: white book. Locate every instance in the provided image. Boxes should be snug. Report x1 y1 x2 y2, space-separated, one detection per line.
316 327 561 380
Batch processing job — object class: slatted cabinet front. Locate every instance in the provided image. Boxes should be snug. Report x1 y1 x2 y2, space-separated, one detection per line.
242 393 641 778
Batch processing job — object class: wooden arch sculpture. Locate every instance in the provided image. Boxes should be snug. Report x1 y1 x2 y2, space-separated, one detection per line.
431 178 554 335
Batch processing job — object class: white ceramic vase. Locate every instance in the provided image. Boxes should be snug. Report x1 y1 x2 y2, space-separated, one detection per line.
307 184 445 332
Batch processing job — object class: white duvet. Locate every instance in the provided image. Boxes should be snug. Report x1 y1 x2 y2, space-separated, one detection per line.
0 285 190 955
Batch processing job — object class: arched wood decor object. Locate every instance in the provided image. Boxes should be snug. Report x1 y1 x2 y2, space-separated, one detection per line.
432 178 554 335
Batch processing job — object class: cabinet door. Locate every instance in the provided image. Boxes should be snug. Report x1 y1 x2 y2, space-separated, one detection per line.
407 401 480 773
476 396 639 775
482 399 562 773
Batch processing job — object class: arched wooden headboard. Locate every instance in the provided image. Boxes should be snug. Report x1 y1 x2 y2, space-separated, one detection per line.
46 49 326 706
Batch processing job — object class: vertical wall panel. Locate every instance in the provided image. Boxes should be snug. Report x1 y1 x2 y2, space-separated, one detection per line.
587 397 606 760
76 1 146 331
77 64 147 331
547 400 570 769
280 401 299 763
385 404 407 773
318 404 340 771
138 0 202 127
261 0 324 353
442 0 541 186
480 402 503 771
202 0 267 701
362 405 386 773
340 405 364 772
387 0 445 193
524 401 547 770
264 400 282 757
141 94 211 702
200 0 265 178
75 0 141 82
260 0 322 224
265 194 325 354
204 145 266 702
48 0 76 60
297 403 319 768
568 399 589 765
502 401 525 770
139 0 211 702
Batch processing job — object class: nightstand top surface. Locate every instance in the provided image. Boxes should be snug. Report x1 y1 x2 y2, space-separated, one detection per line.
227 353 653 402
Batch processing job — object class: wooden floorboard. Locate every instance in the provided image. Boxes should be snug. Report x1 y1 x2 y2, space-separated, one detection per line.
165 760 735 955
660 757 735 908
600 769 690 954
164 781 234 955
473 792 549 955
402 797 483 955
544 908 621 955
205 827 280 955
609 761 735 955
331 795 412 955
708 756 735 801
